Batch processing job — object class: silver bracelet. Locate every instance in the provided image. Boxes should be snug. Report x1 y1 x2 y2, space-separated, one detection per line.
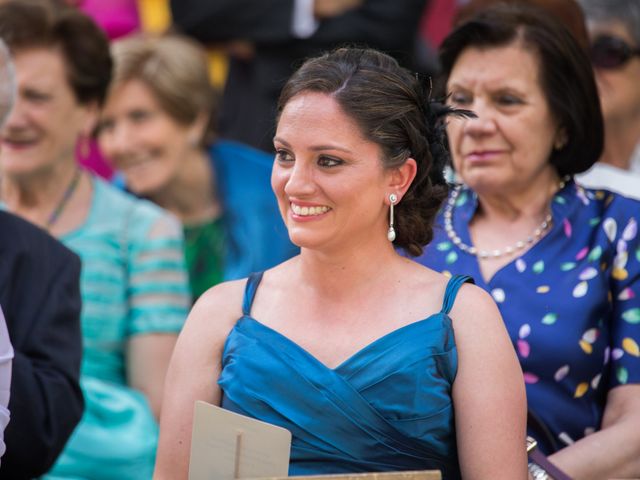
528 461 551 480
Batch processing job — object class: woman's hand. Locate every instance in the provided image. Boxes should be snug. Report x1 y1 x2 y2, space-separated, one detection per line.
548 384 640 479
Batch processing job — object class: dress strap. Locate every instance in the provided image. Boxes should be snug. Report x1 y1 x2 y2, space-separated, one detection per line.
242 271 264 316
440 274 474 314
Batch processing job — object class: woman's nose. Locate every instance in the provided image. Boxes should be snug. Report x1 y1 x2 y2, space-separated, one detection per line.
283 161 316 197
102 123 131 159
1 95 26 131
462 103 497 137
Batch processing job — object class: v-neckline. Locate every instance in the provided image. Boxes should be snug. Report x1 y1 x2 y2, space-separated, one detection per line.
237 313 447 373
454 181 576 285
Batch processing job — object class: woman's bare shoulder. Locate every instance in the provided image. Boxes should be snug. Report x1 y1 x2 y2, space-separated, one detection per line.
404 260 502 331
197 278 246 309
448 280 507 338
451 281 499 316
188 260 298 335
186 278 247 338
401 258 458 295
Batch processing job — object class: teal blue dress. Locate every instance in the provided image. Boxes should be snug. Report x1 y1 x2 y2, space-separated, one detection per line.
218 272 470 479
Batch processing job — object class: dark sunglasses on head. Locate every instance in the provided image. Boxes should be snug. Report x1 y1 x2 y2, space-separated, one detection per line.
590 34 640 69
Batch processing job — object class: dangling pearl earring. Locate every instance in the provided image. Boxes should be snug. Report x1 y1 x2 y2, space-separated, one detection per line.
387 193 397 242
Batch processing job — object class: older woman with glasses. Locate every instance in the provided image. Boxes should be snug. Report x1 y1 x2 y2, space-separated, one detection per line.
577 0 640 199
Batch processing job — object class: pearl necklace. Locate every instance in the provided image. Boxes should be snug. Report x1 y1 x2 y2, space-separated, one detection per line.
443 178 568 260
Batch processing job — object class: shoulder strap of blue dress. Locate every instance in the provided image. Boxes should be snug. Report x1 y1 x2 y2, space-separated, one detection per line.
441 274 475 314
242 271 264 316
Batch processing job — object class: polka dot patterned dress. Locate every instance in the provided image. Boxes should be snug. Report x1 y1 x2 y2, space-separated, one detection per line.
414 179 640 454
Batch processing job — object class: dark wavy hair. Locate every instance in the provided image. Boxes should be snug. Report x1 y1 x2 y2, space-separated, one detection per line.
439 3 603 176
277 47 455 256
0 0 112 106
455 0 589 50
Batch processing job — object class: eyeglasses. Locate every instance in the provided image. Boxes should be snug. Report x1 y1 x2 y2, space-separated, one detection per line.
590 34 640 69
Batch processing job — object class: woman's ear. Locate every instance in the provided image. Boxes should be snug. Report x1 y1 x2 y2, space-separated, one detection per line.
554 127 568 150
187 112 210 147
387 158 417 201
80 100 100 138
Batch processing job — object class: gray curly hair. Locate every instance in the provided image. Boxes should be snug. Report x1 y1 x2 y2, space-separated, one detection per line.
578 0 640 46
0 39 15 129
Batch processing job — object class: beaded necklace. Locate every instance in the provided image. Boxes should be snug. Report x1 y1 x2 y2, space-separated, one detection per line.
45 168 82 230
443 177 568 260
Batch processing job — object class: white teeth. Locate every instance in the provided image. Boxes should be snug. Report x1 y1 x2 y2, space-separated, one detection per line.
291 204 330 216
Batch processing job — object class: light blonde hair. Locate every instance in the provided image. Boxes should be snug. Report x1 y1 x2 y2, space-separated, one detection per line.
110 33 217 143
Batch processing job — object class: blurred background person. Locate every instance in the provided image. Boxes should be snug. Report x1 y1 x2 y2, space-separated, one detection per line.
413 4 640 479
98 33 298 300
0 210 83 480
0 211 83 480
0 1 190 478
170 0 429 152
0 38 12 470
0 37 83 479
60 0 182 181
73 0 142 181
576 0 640 199
0 307 11 468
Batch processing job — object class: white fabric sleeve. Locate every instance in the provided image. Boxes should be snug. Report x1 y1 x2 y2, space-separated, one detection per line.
292 0 320 38
0 306 14 464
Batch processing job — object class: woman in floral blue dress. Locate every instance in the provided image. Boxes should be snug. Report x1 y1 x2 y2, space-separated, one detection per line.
414 5 640 479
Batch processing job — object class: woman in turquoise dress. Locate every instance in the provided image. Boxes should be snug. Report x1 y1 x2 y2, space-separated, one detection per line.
0 2 190 478
155 47 528 479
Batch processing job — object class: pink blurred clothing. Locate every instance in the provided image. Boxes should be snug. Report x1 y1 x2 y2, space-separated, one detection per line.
78 0 140 40
76 0 142 179
420 0 458 49
77 141 114 181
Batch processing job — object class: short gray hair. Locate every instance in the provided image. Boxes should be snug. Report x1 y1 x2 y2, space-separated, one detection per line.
578 0 640 46
0 38 15 128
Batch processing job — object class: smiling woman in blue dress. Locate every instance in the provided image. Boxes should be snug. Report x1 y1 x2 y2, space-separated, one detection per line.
155 47 528 480
413 4 640 479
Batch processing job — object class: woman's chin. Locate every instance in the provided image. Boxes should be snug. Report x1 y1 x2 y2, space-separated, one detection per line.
124 174 164 197
286 228 332 251
463 177 501 194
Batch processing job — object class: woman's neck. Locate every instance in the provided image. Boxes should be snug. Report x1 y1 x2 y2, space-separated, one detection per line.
474 168 561 223
601 118 640 170
467 168 564 283
296 233 404 300
1 161 79 226
149 149 221 225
